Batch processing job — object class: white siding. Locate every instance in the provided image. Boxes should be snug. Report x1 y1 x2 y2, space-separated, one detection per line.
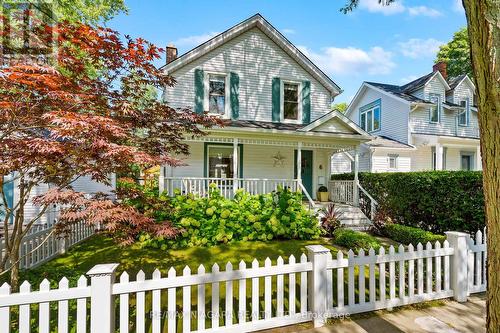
412 146 433 171
371 150 412 173
410 105 479 139
164 28 332 122
423 75 446 101
452 79 474 105
348 87 410 144
330 153 352 174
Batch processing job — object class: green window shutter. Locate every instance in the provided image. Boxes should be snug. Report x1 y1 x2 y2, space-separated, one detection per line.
194 68 204 114
302 80 311 124
1 175 14 224
230 72 239 119
272 77 281 122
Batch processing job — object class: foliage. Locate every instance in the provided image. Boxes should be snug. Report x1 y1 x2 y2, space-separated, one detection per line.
118 182 321 249
0 20 221 288
383 224 446 245
332 102 348 113
318 185 328 192
320 203 343 237
331 171 485 234
436 27 473 79
332 229 381 251
370 207 394 236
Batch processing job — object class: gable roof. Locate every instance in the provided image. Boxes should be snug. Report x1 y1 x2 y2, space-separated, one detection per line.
299 110 371 137
401 71 451 92
364 82 431 104
363 136 415 150
160 14 342 96
447 74 476 92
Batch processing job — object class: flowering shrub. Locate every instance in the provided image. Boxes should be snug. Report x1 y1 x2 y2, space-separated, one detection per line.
119 181 320 249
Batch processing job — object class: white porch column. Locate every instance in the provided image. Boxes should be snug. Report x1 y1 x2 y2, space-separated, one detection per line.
353 149 359 207
297 142 302 184
476 145 482 171
158 166 165 194
435 143 443 170
233 138 239 191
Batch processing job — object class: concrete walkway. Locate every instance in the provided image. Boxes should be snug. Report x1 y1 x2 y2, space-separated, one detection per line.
263 295 486 333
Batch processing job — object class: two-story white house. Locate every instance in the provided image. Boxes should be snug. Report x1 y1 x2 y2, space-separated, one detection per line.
332 62 481 173
158 14 372 215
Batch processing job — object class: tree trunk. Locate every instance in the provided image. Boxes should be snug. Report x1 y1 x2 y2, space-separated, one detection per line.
462 1 500 332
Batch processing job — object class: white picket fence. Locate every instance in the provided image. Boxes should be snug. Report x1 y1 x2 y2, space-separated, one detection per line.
0 220 95 270
0 230 487 333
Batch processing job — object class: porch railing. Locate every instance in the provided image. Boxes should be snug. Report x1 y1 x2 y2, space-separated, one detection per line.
328 180 355 205
162 177 301 199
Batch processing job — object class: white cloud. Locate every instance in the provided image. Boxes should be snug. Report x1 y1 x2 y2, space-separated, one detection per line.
452 0 464 12
282 28 295 35
358 0 405 15
357 0 441 17
408 6 442 17
173 32 219 47
299 45 395 76
398 38 444 58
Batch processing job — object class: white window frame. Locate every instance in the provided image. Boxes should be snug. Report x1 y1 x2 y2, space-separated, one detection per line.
280 80 302 124
204 71 230 119
388 155 398 170
206 144 240 179
428 93 441 124
360 105 380 133
458 97 470 126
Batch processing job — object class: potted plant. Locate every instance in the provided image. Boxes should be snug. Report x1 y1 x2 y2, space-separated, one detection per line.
317 185 329 202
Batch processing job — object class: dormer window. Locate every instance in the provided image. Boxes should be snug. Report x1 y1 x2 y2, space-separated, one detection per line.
458 97 470 126
429 93 441 123
205 72 229 117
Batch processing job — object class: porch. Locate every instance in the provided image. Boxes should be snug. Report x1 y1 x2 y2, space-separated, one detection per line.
158 134 366 209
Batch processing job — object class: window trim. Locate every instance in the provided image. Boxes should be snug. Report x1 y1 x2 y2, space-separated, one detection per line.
428 93 441 124
388 155 398 170
203 143 243 178
359 99 381 133
460 151 475 171
280 79 303 124
204 71 230 118
458 97 470 127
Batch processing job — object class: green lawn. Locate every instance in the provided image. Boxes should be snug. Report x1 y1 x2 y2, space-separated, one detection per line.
17 233 340 287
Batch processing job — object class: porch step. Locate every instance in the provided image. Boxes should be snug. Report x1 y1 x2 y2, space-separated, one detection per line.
314 202 373 231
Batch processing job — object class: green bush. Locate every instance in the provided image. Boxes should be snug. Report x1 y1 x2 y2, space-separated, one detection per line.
332 229 381 251
331 171 484 234
121 182 321 249
383 224 446 245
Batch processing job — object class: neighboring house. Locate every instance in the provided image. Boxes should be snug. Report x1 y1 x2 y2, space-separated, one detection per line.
158 14 372 212
332 62 481 173
1 174 115 227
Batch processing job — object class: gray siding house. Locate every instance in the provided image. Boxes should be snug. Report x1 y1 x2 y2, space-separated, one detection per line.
333 63 481 173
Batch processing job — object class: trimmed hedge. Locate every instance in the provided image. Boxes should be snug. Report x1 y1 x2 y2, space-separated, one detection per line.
331 171 484 234
333 229 381 251
383 224 446 245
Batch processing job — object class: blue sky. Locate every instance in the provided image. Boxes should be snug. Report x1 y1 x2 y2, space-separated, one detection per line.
107 0 466 104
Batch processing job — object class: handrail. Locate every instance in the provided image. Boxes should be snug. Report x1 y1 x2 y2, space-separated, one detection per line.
164 177 298 182
357 182 378 220
298 181 315 209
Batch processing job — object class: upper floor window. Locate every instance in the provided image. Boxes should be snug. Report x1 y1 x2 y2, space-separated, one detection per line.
458 97 470 126
388 155 398 170
206 73 229 116
429 93 441 123
281 81 301 123
359 101 381 133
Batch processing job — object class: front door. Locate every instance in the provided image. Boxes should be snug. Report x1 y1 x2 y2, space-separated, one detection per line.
294 150 313 196
461 153 473 171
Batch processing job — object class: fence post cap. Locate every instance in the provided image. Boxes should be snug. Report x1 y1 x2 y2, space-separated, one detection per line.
305 245 330 254
86 263 120 277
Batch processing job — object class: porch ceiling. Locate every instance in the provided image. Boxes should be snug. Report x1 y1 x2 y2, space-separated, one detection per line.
184 135 357 152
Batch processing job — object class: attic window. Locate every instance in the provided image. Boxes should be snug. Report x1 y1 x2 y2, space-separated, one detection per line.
281 81 302 123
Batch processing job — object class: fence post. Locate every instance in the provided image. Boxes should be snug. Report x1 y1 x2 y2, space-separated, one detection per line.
58 234 68 255
306 245 330 328
87 263 120 333
445 231 469 302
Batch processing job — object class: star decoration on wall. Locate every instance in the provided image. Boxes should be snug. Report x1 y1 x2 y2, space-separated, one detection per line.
272 151 286 167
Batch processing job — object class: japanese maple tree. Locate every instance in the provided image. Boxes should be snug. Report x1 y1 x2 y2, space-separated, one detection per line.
0 21 221 288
